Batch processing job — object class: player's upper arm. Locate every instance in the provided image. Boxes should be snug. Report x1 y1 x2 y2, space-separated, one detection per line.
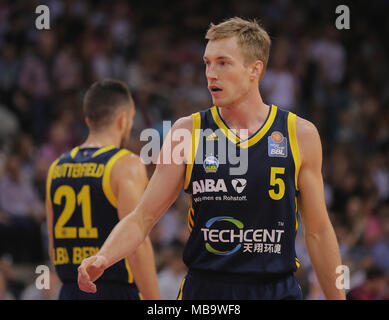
296 117 330 234
135 115 193 232
110 153 148 220
110 114 193 226
296 117 323 175
158 115 193 166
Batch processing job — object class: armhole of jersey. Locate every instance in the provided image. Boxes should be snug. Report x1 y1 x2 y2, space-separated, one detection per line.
124 257 134 284
288 113 301 270
187 194 194 233
177 277 186 300
102 149 132 208
287 112 301 191
184 112 201 190
46 158 60 204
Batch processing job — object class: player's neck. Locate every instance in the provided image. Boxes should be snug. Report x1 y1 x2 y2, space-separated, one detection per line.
80 131 121 149
218 89 269 137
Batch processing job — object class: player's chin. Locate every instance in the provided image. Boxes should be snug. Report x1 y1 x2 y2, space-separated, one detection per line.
211 95 225 106
212 98 230 108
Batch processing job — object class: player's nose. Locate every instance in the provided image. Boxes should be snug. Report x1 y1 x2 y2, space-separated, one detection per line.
206 64 218 80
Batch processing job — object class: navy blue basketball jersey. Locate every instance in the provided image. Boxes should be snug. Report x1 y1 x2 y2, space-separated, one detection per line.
183 104 302 276
46 145 136 285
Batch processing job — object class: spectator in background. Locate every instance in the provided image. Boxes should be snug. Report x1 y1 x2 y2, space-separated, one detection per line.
18 30 57 142
372 212 389 272
13 133 36 182
310 27 346 85
0 270 15 300
0 42 20 106
261 38 298 111
157 240 187 300
53 44 83 94
0 103 19 144
0 154 45 262
36 122 73 172
347 266 388 300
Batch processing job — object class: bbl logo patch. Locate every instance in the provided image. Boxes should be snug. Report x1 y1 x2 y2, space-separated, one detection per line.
268 131 287 157
203 155 219 173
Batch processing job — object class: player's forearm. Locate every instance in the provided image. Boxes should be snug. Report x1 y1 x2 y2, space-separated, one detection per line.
97 209 149 269
129 237 161 300
305 225 346 300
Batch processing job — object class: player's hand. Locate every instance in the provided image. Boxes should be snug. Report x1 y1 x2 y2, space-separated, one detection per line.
77 255 108 293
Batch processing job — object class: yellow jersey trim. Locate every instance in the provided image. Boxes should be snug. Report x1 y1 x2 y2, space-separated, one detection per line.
46 158 60 204
295 257 301 269
210 106 240 145
177 277 186 300
287 112 301 191
70 147 79 159
92 145 116 158
124 257 134 284
187 195 194 232
295 196 299 231
210 104 278 148
184 112 201 190
102 149 132 208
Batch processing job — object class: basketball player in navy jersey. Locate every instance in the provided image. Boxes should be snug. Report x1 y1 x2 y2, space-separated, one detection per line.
78 18 345 300
46 79 160 299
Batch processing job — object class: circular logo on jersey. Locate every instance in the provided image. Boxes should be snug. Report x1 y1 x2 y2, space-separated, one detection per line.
203 216 244 256
271 131 284 143
203 155 219 173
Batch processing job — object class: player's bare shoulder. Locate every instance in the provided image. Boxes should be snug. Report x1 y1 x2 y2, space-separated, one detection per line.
161 115 193 165
295 115 322 167
172 115 193 132
111 152 147 187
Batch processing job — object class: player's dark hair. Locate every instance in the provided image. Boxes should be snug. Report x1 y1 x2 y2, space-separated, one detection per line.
83 79 133 130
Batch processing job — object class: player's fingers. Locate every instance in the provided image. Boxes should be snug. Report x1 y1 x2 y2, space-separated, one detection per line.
88 282 97 293
78 258 95 292
78 274 96 293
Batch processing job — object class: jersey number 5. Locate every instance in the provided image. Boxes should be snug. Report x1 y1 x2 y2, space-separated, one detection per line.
53 185 98 239
269 167 285 200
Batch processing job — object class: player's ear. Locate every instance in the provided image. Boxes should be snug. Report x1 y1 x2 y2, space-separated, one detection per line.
85 117 91 128
250 60 264 81
117 110 127 130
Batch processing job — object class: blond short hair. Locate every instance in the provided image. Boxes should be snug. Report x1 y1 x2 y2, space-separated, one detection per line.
205 17 271 79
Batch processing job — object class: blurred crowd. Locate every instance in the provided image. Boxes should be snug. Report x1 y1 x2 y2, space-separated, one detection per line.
0 0 388 300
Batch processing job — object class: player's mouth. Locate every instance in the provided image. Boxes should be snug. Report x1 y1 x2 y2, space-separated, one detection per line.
209 85 223 96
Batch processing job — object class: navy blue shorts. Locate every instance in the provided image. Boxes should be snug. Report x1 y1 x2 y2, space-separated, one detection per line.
59 282 141 300
177 269 303 300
